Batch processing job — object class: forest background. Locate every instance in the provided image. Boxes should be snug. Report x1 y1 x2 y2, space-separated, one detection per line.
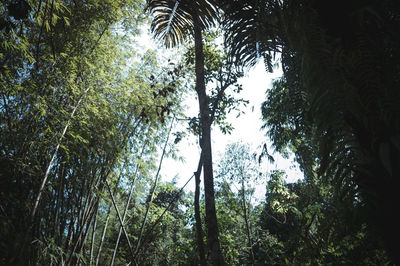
1 0 399 265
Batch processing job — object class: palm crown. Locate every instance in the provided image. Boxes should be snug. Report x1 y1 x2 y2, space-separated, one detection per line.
147 0 219 47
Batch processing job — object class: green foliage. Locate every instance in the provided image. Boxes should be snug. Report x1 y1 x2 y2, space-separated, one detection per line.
183 30 247 135
215 142 259 265
256 170 391 265
216 142 259 184
222 0 400 262
221 0 281 68
112 181 196 266
0 0 187 264
2 1 399 264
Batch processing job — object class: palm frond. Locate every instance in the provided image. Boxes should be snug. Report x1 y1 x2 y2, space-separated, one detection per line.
147 0 218 48
222 0 281 67
148 0 192 47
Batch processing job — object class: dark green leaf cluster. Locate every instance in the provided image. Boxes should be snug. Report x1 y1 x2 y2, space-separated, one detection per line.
222 0 400 263
255 171 390 265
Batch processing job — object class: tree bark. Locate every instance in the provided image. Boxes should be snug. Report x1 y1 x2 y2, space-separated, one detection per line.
193 14 224 266
194 152 207 266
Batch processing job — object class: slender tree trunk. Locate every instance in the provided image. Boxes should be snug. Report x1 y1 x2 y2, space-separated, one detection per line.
193 14 224 266
15 87 91 265
134 118 174 260
194 152 207 266
31 87 90 221
90 208 98 266
66 197 98 266
110 142 147 266
105 180 136 265
13 24 111 264
65 205 75 252
241 179 255 265
77 199 99 264
110 183 134 266
95 205 111 266
95 165 126 265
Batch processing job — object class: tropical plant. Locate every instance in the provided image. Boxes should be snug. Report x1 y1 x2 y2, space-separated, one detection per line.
216 142 260 265
146 0 225 264
221 0 400 263
256 170 391 265
0 0 185 264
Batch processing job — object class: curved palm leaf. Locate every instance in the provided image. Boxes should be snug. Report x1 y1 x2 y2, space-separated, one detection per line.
147 0 218 48
221 0 282 68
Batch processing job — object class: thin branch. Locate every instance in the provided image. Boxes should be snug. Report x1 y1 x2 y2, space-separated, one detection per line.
110 141 148 266
105 180 136 265
133 117 175 260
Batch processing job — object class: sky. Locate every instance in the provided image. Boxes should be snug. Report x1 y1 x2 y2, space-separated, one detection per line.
159 61 303 200
135 28 303 201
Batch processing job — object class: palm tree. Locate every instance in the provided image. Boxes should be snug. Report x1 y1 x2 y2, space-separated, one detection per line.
147 0 224 265
222 1 400 263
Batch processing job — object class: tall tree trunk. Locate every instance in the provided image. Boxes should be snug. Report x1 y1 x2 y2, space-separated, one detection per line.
193 14 224 266
241 179 255 265
66 196 98 266
109 181 135 266
194 152 207 266
77 199 99 265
